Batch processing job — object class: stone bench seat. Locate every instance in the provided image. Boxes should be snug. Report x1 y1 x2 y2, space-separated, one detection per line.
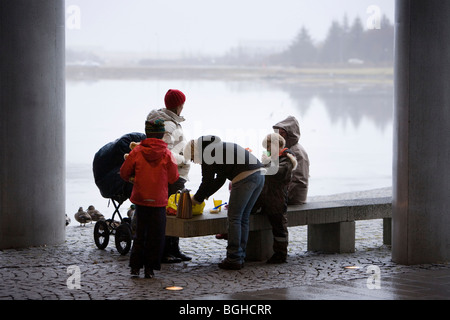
166 197 392 261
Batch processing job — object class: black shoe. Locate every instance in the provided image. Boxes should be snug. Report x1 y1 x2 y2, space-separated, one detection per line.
130 268 140 277
144 268 154 279
162 255 182 264
168 237 192 261
266 253 287 264
218 259 243 270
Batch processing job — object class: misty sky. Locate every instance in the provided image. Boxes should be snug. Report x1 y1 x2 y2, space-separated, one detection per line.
66 0 395 55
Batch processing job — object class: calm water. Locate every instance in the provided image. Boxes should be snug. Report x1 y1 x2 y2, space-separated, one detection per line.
66 78 393 225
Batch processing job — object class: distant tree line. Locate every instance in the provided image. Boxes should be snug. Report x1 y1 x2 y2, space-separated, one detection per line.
272 14 394 67
222 14 394 67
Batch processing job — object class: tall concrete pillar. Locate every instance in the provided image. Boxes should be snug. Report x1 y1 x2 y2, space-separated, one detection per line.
0 1 65 248
393 0 450 264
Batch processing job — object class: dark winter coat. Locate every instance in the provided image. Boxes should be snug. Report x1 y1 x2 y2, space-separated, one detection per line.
192 135 263 203
253 148 298 215
120 138 179 207
273 116 310 204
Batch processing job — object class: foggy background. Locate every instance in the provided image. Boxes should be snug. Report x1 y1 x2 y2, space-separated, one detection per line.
66 0 395 66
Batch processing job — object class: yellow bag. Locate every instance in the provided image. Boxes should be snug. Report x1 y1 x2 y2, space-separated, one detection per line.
191 194 205 216
167 193 204 216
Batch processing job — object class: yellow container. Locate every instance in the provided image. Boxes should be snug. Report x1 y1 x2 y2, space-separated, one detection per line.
213 199 222 212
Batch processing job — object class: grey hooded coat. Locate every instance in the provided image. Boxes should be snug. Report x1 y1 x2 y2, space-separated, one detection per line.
273 116 310 204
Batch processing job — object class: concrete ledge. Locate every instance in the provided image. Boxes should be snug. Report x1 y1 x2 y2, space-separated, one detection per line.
166 197 392 260
166 212 229 238
288 197 392 226
308 222 356 253
166 197 392 237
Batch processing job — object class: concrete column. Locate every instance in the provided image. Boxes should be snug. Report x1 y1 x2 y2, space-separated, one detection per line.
0 1 65 248
393 0 450 264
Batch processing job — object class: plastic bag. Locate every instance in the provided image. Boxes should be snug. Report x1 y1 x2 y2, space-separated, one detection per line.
167 193 204 216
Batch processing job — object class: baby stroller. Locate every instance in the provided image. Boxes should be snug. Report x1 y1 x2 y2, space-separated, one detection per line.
92 132 146 255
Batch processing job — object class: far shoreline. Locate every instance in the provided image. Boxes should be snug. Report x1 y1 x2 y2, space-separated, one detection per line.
66 64 394 85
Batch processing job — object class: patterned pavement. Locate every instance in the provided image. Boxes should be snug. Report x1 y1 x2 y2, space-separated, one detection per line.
1 188 449 302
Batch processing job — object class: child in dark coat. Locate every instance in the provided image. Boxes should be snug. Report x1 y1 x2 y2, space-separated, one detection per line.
120 119 179 278
253 133 297 263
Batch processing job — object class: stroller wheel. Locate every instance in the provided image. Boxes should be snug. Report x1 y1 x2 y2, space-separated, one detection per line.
115 223 132 255
94 220 110 250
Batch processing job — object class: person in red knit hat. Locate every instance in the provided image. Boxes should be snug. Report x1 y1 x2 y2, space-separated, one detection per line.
146 89 192 263
164 89 186 111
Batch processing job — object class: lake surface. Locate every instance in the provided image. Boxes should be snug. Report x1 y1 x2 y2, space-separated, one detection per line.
66 77 393 225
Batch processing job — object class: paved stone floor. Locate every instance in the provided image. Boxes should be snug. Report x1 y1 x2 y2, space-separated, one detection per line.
1 188 449 302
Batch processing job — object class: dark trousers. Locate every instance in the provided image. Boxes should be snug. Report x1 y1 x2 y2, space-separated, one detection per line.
267 210 289 256
164 177 186 256
129 205 166 271
266 209 289 242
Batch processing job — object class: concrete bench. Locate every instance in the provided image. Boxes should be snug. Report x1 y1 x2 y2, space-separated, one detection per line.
165 196 392 261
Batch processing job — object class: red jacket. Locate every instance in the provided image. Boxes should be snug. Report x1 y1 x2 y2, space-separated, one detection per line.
120 138 179 207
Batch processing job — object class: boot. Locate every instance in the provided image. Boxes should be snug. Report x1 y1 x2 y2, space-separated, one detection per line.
171 236 192 261
267 240 288 264
162 236 182 263
144 268 154 279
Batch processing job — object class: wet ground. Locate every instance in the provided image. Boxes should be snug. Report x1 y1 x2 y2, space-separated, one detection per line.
1 188 449 303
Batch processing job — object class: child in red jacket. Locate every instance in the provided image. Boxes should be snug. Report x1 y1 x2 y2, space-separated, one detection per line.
120 119 179 278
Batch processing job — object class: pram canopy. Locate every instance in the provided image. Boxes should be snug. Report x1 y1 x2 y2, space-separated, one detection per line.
93 132 146 202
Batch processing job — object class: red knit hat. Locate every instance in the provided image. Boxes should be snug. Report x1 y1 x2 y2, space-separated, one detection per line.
164 89 186 110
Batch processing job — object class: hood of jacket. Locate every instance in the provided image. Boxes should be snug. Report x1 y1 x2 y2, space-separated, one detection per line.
147 108 185 124
138 138 168 162
273 116 301 148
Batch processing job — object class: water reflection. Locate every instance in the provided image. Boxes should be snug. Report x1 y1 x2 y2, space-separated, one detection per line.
229 81 394 130
302 85 393 132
